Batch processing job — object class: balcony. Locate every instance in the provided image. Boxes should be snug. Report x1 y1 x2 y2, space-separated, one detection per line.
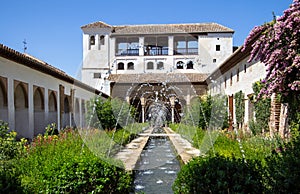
116 49 139 56
174 48 198 55
144 46 168 56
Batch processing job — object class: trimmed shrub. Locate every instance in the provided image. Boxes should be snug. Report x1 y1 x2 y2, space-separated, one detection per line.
173 155 264 193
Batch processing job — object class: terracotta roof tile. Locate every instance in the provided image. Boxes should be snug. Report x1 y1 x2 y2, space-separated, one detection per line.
81 21 112 29
0 44 108 97
81 21 234 34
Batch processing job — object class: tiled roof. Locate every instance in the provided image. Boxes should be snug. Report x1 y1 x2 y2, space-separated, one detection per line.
0 44 108 97
108 73 208 83
81 21 234 35
81 21 112 29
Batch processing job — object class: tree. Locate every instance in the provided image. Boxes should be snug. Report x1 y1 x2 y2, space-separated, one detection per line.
243 0 300 98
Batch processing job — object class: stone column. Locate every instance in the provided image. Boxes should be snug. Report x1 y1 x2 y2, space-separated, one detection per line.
126 96 130 104
140 97 145 123
59 84 65 130
70 89 75 127
28 83 34 138
168 36 174 56
170 96 175 123
7 78 15 131
139 37 144 56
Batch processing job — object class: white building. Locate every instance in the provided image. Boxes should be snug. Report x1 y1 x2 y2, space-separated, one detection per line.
81 21 234 95
207 44 267 130
0 44 108 139
81 21 235 123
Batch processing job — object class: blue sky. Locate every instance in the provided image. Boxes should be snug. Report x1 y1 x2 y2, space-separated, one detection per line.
0 0 293 78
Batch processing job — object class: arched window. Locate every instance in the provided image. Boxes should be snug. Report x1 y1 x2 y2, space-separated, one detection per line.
147 61 154 70
187 61 194 69
48 91 57 112
127 62 134 70
34 88 44 111
157 61 164 70
100 35 105 45
90 35 95 45
176 61 184 69
117 62 124 70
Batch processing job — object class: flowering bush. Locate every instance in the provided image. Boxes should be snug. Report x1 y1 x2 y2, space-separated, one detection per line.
243 0 300 98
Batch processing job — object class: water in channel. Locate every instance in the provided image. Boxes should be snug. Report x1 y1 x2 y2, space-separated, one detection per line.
132 127 181 194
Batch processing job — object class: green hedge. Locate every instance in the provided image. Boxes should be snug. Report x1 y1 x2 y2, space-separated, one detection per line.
173 155 264 193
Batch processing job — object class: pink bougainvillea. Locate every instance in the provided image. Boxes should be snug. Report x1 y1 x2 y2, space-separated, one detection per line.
243 0 300 98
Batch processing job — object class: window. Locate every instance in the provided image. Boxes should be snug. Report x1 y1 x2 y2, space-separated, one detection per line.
216 45 220 51
237 68 239 82
174 36 198 55
144 36 168 55
244 64 247 73
176 61 184 69
127 62 134 70
157 62 164 70
90 35 95 45
100 35 105 45
116 37 139 56
93 73 101 78
117 62 124 70
213 59 217 63
147 61 154 70
224 76 227 88
230 72 233 86
187 61 194 69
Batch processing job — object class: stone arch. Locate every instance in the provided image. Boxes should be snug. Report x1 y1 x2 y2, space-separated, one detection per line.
33 87 45 135
48 91 58 125
14 82 29 138
62 96 70 128
0 77 8 122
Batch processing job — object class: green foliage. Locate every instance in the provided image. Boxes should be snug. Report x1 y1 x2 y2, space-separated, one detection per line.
264 135 300 193
210 94 229 130
234 90 245 128
86 97 136 130
173 125 300 193
0 121 26 193
173 155 264 193
17 129 132 193
183 95 228 130
251 81 271 133
45 123 58 136
198 95 211 129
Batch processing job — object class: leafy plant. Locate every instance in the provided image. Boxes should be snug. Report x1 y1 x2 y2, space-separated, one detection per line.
252 81 271 133
17 128 133 193
234 90 245 129
0 121 26 193
173 155 264 193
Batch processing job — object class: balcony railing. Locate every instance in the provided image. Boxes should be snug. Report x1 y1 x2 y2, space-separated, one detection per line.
174 48 198 55
144 47 168 56
116 49 139 56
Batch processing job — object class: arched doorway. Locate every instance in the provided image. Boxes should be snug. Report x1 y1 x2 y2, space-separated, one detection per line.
34 87 45 135
0 78 8 122
48 91 57 125
62 97 70 128
74 98 80 128
14 82 29 138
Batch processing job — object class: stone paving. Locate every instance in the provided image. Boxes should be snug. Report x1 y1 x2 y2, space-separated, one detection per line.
114 127 200 171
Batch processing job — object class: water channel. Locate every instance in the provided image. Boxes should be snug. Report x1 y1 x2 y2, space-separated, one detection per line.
132 127 181 194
